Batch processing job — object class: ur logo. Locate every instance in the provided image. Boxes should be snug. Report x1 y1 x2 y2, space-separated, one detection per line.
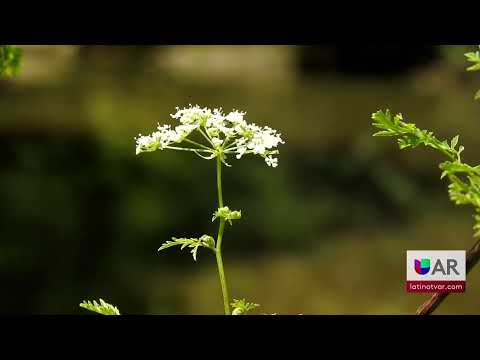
415 258 430 275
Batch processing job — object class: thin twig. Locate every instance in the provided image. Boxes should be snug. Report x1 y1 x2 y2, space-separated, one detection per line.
416 237 480 315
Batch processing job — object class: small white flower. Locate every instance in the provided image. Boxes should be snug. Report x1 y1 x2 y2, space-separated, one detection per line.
171 104 213 126
265 156 278 168
173 124 198 142
251 142 266 155
236 146 247 159
207 127 220 137
212 137 223 147
226 110 246 125
135 134 158 155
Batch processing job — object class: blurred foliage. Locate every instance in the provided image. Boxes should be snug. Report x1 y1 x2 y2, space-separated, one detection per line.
0 46 479 314
0 45 21 77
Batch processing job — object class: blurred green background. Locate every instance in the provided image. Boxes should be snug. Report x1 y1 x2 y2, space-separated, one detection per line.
1 45 479 314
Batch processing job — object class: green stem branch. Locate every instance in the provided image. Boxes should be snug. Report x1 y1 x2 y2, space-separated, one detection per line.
165 146 212 153
184 138 213 151
215 156 230 315
198 127 215 147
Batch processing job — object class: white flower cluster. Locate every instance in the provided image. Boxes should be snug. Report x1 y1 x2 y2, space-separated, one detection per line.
135 105 284 167
135 123 198 154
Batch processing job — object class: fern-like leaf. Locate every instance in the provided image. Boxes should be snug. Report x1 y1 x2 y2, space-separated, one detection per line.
158 235 215 261
79 299 120 315
372 110 480 237
231 298 260 315
465 47 480 72
465 46 480 100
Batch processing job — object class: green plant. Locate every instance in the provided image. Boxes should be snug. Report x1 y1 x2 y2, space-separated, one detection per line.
79 299 120 315
81 105 284 315
371 46 480 315
0 45 22 77
231 299 260 315
140 105 283 315
465 45 480 101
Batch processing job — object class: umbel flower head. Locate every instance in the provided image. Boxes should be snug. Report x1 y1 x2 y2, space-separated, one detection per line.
135 105 285 167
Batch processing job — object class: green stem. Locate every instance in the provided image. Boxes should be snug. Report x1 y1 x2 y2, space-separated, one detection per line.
184 138 213 151
215 156 230 315
217 155 224 208
165 146 212 153
198 127 215 147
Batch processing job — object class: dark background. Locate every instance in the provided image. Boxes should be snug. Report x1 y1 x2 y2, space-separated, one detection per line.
1 45 479 314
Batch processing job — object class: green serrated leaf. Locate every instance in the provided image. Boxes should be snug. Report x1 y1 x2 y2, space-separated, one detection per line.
191 245 199 261
465 48 480 72
158 235 215 261
79 298 120 315
372 130 391 137
451 135 459 149
467 63 480 72
231 298 260 315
